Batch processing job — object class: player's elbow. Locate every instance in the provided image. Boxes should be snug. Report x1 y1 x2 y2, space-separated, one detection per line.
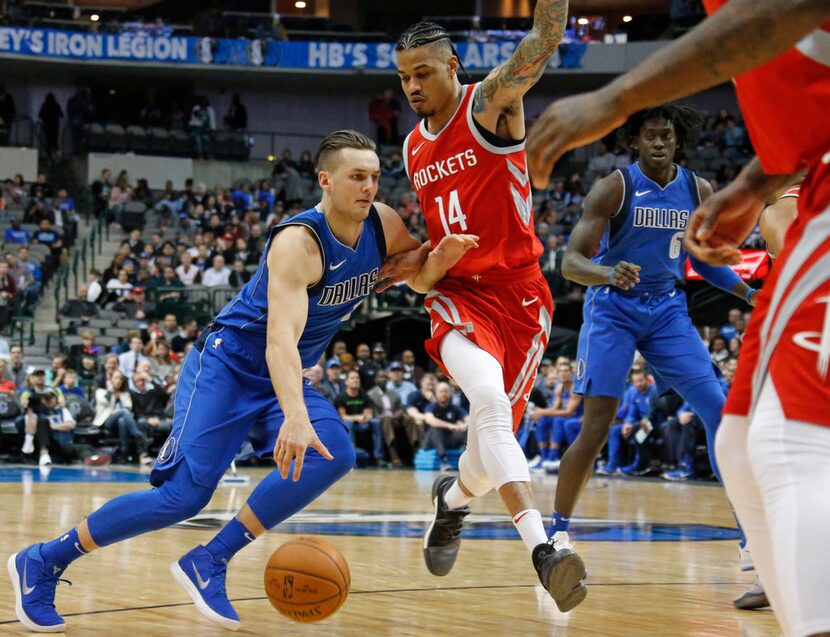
561 252 579 282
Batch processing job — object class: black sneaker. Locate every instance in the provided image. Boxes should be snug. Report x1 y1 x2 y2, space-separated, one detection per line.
423 475 469 576
532 540 588 612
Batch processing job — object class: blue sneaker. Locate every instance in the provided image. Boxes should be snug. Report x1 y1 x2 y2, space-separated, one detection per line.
171 546 240 631
7 544 68 632
618 462 641 476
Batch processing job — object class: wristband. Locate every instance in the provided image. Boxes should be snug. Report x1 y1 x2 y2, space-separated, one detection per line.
609 269 615 286
745 288 755 304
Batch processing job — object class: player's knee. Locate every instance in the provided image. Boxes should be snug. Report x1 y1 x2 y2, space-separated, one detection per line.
157 463 215 520
458 451 492 497
318 420 356 478
579 419 611 451
466 382 511 422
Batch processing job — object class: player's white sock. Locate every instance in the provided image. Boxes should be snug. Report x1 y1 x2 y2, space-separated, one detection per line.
513 509 548 552
444 479 473 510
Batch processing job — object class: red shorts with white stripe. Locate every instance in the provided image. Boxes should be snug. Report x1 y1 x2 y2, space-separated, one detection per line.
725 165 830 426
424 263 554 433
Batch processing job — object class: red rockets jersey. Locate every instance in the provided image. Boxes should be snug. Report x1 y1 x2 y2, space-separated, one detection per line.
702 1 830 178
403 83 544 280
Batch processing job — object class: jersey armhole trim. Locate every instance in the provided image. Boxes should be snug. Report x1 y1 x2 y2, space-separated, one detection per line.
368 205 388 262
273 221 326 297
465 82 526 155
609 169 626 218
402 132 412 180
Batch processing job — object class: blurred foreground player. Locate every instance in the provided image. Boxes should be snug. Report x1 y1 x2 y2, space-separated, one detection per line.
7 130 477 632
526 2 830 635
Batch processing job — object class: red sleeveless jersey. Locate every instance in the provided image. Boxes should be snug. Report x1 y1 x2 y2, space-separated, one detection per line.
703 2 830 185
403 83 543 280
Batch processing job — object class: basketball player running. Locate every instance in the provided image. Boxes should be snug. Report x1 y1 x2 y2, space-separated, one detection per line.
7 130 478 633
525 2 830 635
545 103 758 565
389 5 589 611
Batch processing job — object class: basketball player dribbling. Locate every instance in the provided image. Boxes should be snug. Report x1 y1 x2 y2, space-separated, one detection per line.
526 2 830 634
384 4 590 611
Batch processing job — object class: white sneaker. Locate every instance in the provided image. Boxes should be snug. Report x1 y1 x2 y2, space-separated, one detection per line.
551 530 573 551
139 453 153 466
527 455 541 467
739 546 754 572
543 459 561 474
38 452 52 467
21 436 34 455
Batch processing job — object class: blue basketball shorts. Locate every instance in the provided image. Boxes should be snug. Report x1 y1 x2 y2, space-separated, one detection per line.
574 286 717 401
151 326 343 489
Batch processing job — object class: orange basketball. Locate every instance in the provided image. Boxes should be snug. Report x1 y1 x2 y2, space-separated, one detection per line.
264 536 350 623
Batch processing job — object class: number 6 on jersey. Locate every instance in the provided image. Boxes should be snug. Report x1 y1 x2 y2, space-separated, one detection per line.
435 189 468 235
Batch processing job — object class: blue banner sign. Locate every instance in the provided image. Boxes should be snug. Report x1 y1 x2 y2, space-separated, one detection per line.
0 26 587 70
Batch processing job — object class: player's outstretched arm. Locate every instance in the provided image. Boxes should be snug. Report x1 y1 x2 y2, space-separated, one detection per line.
374 202 479 293
265 227 333 481
527 0 830 187
685 157 798 265
760 190 799 259
472 0 567 120
562 172 641 289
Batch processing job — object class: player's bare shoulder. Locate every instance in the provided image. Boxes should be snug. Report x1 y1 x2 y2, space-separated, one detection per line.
583 170 626 220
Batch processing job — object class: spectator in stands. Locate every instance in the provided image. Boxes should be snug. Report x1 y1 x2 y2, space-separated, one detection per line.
355 343 378 389
58 369 84 399
0 261 18 326
95 353 119 391
160 314 179 344
93 370 149 464
406 372 436 429
38 93 63 160
85 269 103 304
66 87 93 155
0 83 16 145
709 335 730 364
47 354 69 389
104 269 136 307
662 402 704 481
400 349 424 385
131 371 172 447
54 188 79 245
722 118 746 150
5 251 37 311
80 331 102 358
133 179 154 209
16 246 41 291
367 369 418 467
151 341 174 380
9 344 26 388
229 259 249 287
59 286 99 320
91 169 113 218
171 318 199 354
4 216 29 245
319 359 344 403
175 251 201 286
118 336 149 377
371 342 388 369
335 369 384 465
122 227 143 257
297 151 315 180
600 369 658 476
32 218 62 254
533 358 554 394
587 141 616 177
223 94 247 130
423 381 467 469
0 359 16 393
386 361 417 405
108 172 132 225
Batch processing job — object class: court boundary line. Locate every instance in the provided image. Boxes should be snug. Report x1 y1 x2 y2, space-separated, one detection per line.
0 581 750 625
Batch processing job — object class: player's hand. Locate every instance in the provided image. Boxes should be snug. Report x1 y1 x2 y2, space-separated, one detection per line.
684 179 765 266
376 241 432 293
609 261 641 290
430 234 479 272
528 88 628 189
274 415 333 481
621 423 634 438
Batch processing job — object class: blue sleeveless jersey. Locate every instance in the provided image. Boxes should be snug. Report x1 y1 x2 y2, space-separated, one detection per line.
214 205 386 368
594 162 701 295
551 384 585 418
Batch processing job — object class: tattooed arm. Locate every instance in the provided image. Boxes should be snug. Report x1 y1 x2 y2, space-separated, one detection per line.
528 0 830 187
471 0 567 137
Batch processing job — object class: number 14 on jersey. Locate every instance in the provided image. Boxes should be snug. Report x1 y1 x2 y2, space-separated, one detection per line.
435 190 468 235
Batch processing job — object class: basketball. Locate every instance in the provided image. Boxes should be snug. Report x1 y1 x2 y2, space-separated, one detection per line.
264 537 350 623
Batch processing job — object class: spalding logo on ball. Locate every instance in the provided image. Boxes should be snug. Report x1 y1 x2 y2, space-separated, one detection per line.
264 536 350 623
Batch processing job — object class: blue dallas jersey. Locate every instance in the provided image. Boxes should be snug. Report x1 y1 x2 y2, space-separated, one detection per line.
214 204 386 368
594 162 701 295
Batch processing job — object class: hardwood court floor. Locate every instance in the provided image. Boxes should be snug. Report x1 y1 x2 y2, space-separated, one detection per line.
0 465 780 636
